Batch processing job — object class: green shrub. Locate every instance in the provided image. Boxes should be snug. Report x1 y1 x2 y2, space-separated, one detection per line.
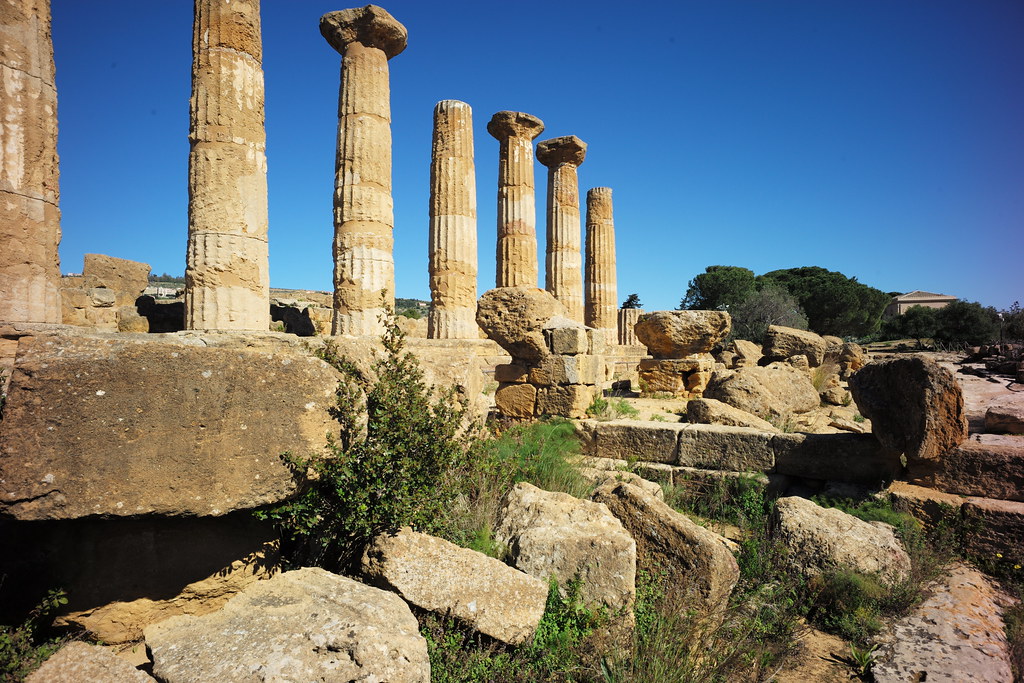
0 589 68 683
806 569 886 643
586 396 638 421
259 310 473 571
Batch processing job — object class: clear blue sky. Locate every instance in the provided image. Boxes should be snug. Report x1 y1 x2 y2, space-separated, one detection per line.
50 1 1023 311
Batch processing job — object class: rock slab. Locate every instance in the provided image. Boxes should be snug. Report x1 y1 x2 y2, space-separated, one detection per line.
633 310 731 358
703 362 820 418
26 642 154 683
145 567 429 683
361 527 548 645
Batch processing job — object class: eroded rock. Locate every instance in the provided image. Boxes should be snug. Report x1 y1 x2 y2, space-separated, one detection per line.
761 325 827 366
26 642 154 683
476 287 566 363
633 310 731 359
703 362 820 418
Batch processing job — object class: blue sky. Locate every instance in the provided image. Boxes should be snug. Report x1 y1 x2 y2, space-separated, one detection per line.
50 1 1023 311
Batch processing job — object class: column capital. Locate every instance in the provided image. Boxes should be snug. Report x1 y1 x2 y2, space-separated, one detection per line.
320 5 407 59
537 135 587 168
487 111 544 141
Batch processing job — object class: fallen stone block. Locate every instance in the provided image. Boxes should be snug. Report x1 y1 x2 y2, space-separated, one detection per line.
361 528 547 646
145 567 429 683
886 481 965 531
26 642 154 683
676 423 775 471
685 397 778 432
985 403 1024 434
761 325 827 366
962 496 1024 567
576 419 683 464
771 432 903 485
911 440 1024 503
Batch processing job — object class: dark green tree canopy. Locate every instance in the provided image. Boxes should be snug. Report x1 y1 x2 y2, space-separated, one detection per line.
758 266 890 337
680 266 757 311
898 305 939 347
934 300 999 345
621 293 643 309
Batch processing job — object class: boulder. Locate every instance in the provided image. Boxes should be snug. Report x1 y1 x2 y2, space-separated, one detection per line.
761 325 827 366
0 332 339 520
576 466 665 500
729 339 762 367
771 497 911 585
633 310 731 359
26 642 154 683
145 567 429 683
685 397 778 432
496 483 636 615
872 563 1014 683
476 287 566 363
834 342 866 378
848 356 968 466
703 363 820 418
361 528 548 645
591 482 739 619
984 402 1024 434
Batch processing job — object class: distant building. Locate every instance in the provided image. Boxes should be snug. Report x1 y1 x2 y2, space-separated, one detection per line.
884 290 958 317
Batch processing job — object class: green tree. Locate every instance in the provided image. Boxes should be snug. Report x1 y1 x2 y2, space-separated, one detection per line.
934 300 999 345
899 305 939 348
680 266 757 311
730 283 809 343
621 293 643 309
758 266 889 337
1001 301 1024 341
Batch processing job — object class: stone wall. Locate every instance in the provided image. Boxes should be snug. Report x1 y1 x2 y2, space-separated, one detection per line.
60 254 150 332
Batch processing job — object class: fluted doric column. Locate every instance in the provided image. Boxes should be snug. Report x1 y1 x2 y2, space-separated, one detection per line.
321 5 407 336
487 111 544 288
618 307 642 345
585 187 617 343
537 135 586 324
0 0 61 323
428 100 477 339
184 0 270 330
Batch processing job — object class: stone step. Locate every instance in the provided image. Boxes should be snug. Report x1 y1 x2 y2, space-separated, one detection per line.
910 439 1024 503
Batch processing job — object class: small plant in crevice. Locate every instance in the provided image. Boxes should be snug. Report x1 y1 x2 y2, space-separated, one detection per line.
586 396 639 421
0 588 69 682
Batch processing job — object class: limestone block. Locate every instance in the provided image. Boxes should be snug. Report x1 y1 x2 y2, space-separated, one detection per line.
761 325 827 366
576 419 684 464
495 382 537 418
497 482 636 616
592 482 739 620
677 424 776 471
476 287 565 363
910 440 1024 503
849 356 968 465
536 384 596 419
771 432 903 485
494 363 529 383
985 402 1024 434
362 528 547 645
88 287 116 308
577 466 665 500
729 339 762 367
703 362 820 417
82 254 150 306
638 356 715 397
546 323 589 355
685 397 778 431
772 496 911 585
588 326 607 355
26 642 154 682
146 567 428 683
0 332 339 520
529 354 601 386
634 311 732 359
962 496 1024 567
887 481 965 530
116 306 149 333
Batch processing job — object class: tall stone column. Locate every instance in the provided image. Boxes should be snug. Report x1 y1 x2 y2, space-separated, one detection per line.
185 0 270 331
428 100 477 339
0 0 61 324
487 111 544 289
321 6 407 336
618 307 642 345
537 136 586 323
585 187 618 343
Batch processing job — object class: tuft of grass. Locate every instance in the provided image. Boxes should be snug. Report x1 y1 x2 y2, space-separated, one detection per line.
811 361 840 393
586 396 639 421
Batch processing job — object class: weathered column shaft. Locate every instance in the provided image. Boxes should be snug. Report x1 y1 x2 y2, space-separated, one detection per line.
538 136 586 324
321 6 406 336
618 307 642 345
428 100 477 339
585 187 618 342
488 111 544 289
0 0 61 323
185 0 270 331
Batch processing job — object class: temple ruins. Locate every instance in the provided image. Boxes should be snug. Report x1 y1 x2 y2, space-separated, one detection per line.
584 187 618 344
184 0 270 331
427 100 478 339
487 111 545 289
537 135 587 324
0 0 62 324
320 5 407 336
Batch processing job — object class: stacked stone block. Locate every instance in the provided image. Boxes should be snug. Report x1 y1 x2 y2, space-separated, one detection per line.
0 0 62 324
634 311 731 399
494 321 605 419
185 0 270 331
60 254 150 332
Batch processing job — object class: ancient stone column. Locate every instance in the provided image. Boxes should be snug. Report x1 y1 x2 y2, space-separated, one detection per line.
184 0 269 331
585 187 618 343
537 136 586 324
428 100 477 339
321 6 407 336
618 307 642 346
487 111 544 289
0 0 61 324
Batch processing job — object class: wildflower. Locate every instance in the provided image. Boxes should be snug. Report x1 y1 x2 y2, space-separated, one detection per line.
996 553 1003 559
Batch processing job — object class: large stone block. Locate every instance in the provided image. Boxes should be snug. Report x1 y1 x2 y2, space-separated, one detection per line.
638 356 715 397
911 440 1024 502
0 332 339 519
362 528 548 645
772 432 904 485
685 397 778 432
849 356 967 466
82 253 150 307
145 567 428 683
476 287 565 363
676 424 775 471
536 384 596 419
576 419 684 464
761 325 827 366
495 382 537 418
962 496 1024 567
703 362 820 417
633 310 731 358
529 354 601 386
25 642 154 683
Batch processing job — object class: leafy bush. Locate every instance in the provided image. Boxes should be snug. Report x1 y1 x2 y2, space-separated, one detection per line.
0 590 68 683
259 311 473 571
729 282 809 344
